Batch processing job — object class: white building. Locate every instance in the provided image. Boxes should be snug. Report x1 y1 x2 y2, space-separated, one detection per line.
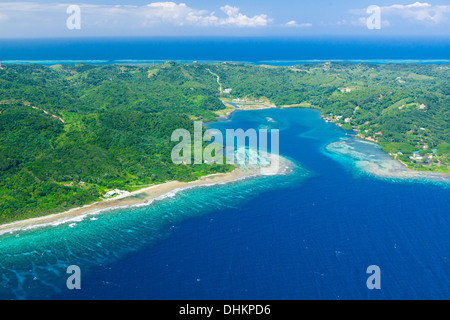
105 191 117 198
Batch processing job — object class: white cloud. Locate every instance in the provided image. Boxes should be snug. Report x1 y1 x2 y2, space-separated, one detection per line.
219 5 272 27
0 1 273 38
0 2 272 28
135 3 272 27
387 2 450 23
390 2 432 9
284 20 312 28
337 17 390 28
137 2 218 26
351 2 450 25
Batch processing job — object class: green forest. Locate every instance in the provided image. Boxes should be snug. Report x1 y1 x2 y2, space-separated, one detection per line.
0 62 233 223
0 62 449 223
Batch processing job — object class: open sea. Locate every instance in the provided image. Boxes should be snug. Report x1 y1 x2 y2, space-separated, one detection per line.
1 36 450 65
0 37 449 300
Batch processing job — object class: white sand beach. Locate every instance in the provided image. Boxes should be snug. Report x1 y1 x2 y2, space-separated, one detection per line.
0 154 292 236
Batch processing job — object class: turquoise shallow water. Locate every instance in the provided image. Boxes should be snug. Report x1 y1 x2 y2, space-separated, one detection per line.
0 162 308 299
1 108 449 300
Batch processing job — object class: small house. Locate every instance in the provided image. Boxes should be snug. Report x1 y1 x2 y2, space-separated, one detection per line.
105 191 117 198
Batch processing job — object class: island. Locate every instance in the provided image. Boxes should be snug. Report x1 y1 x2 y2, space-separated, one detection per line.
0 61 449 224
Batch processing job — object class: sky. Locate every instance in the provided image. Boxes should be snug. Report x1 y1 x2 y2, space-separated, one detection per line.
0 0 449 38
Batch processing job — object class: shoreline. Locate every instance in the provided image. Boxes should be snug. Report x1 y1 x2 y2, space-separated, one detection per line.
219 102 449 179
0 95 290 236
2 105 447 234
0 154 292 236
351 134 450 177
325 140 450 182
319 113 450 178
4 59 450 67
0 167 253 236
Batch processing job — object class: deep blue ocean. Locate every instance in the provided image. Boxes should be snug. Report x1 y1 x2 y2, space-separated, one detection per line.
0 37 449 300
1 36 450 64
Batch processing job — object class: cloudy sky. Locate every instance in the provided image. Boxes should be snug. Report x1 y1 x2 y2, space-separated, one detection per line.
0 0 449 38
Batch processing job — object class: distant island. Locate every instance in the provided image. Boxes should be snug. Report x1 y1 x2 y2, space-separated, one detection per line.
0 61 449 224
